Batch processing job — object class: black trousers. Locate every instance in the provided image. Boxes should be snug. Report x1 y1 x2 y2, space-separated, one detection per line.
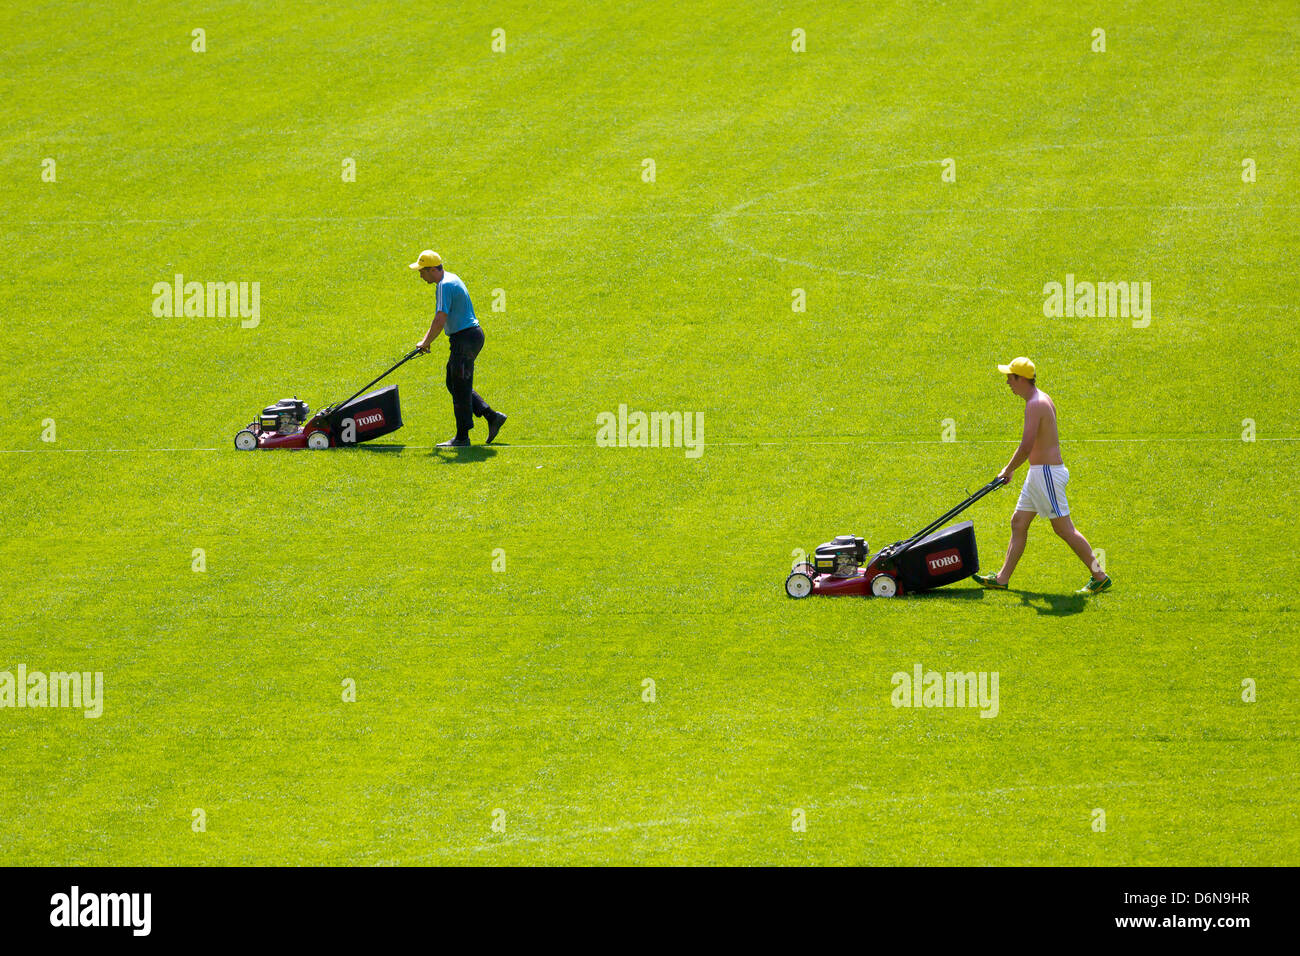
446 325 492 437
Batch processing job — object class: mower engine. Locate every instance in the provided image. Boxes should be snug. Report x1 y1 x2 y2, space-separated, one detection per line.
812 535 869 578
259 398 310 435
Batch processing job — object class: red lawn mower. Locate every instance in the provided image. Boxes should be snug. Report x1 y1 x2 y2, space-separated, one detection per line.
785 477 1008 598
234 349 424 450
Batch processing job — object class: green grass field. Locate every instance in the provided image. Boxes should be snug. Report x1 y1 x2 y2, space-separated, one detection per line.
2 0 1297 865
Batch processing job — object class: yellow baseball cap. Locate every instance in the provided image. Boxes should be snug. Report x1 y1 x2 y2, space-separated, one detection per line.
996 356 1036 378
408 250 443 270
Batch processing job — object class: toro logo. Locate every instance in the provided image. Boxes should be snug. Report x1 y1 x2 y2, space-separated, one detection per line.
926 548 963 575
354 409 385 431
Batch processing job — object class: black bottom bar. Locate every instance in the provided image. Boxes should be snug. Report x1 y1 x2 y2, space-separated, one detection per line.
0 866 1281 943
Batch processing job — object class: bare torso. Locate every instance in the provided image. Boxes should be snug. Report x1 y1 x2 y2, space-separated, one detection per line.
1027 389 1064 465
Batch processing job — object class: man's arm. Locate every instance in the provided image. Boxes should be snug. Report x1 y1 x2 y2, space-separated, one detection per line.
416 312 447 352
997 403 1041 481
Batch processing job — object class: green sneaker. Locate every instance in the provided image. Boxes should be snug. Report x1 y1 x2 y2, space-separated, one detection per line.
1075 575 1113 595
973 572 1007 590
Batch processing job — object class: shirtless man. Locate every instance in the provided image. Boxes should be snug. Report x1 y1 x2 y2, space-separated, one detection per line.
974 357 1113 595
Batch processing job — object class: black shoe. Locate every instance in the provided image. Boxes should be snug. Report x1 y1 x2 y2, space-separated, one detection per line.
437 437 471 448
486 412 507 444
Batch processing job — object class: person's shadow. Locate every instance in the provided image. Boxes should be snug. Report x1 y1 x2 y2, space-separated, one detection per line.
429 445 498 463
1011 589 1087 616
912 584 1086 616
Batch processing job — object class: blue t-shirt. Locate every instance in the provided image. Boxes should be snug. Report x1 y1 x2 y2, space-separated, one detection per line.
436 272 479 334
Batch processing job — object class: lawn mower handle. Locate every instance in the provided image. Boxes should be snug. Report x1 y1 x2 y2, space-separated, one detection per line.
890 476 1009 557
326 348 425 413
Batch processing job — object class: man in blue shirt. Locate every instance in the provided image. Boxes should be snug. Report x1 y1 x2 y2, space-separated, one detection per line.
411 250 507 447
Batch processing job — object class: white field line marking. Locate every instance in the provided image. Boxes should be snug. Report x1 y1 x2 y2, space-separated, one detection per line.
2 437 1296 454
396 774 1254 861
0 448 220 453
457 437 1298 447
709 165 1029 296
17 211 722 226
20 134 1291 229
708 132 1288 294
16 201 1294 228
757 204 1300 214
397 769 1300 860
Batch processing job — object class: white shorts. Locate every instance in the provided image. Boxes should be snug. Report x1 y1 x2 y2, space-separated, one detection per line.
1016 464 1070 518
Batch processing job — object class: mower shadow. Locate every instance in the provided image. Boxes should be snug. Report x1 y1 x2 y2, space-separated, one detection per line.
348 444 500 462
908 587 988 602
